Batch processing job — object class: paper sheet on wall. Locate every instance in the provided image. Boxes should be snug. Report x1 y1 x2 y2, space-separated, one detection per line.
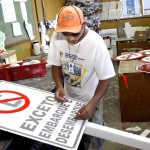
108 2 122 20
12 22 22 36
100 1 122 20
20 2 28 21
0 31 5 50
122 0 141 17
1 0 16 23
142 0 150 15
24 20 35 40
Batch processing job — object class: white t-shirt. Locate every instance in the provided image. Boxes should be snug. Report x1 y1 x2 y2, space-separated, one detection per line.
47 29 115 102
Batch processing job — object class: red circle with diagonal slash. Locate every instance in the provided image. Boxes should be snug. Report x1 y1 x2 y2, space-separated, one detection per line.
0 90 30 113
113 52 145 61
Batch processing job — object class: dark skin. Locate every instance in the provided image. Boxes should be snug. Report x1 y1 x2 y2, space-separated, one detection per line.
52 22 109 120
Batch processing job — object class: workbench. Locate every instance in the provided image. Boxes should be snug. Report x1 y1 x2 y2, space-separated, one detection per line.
118 59 150 122
116 37 150 56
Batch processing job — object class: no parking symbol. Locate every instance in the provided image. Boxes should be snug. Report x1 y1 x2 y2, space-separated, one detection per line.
0 90 30 113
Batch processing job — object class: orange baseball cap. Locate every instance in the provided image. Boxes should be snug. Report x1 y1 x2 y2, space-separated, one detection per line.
56 5 84 33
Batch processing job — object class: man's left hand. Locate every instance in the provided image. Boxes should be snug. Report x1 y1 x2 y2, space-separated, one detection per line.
74 103 95 120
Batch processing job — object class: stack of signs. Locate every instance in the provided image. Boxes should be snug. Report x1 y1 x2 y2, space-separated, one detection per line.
138 50 150 63
139 50 150 55
136 63 150 73
139 56 150 63
113 52 145 61
0 81 87 150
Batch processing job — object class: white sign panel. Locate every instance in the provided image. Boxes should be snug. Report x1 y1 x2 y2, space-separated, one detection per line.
0 81 87 150
122 0 141 17
1 0 17 23
12 22 22 36
142 0 150 15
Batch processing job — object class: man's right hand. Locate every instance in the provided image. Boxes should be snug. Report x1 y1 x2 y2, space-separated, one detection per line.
55 87 66 102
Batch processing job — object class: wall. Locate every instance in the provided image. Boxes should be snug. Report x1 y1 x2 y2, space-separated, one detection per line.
100 0 150 30
100 17 150 30
6 0 150 60
6 0 66 61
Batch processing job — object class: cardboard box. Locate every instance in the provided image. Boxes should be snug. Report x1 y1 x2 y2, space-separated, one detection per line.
134 31 148 41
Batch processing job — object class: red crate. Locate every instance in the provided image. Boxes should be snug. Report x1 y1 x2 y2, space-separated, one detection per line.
0 61 46 81
0 64 12 81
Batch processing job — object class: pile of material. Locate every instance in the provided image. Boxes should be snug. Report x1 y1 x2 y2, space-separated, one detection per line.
65 0 101 32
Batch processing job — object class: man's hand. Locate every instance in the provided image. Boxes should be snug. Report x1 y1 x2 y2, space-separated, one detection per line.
74 103 95 120
55 87 67 102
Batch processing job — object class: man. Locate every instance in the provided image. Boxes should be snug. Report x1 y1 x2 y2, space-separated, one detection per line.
47 5 115 150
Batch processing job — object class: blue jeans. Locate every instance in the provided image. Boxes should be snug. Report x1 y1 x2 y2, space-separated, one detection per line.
83 99 104 150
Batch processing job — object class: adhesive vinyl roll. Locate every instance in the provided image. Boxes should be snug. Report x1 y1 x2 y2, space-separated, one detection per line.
32 41 41 55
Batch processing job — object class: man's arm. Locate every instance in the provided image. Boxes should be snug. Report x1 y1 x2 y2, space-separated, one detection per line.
75 79 109 120
88 79 109 109
51 65 65 102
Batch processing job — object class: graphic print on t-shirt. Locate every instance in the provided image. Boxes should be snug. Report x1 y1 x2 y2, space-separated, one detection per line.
62 61 86 87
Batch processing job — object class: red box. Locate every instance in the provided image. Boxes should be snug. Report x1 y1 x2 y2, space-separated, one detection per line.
0 64 12 81
0 61 46 81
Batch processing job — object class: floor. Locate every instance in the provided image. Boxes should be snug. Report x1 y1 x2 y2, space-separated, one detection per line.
0 60 150 150
103 61 150 150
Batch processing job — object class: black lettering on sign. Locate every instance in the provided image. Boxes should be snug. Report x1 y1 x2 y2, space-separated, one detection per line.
39 130 51 139
50 117 60 123
65 116 76 126
20 98 54 132
52 112 63 118
55 101 83 144
46 95 55 102
63 124 74 131
55 102 70 114
55 137 67 144
38 121 57 139
20 122 37 132
38 102 69 139
58 132 70 139
60 128 71 134
32 110 46 117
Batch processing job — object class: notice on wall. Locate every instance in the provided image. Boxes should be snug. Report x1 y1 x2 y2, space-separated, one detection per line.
12 22 22 36
0 81 87 150
100 1 122 20
1 0 17 23
142 0 150 15
122 0 141 17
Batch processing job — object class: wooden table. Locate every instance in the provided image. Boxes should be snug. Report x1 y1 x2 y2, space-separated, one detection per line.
118 59 150 122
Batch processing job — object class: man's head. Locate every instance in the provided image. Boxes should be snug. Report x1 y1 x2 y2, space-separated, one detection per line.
56 5 84 33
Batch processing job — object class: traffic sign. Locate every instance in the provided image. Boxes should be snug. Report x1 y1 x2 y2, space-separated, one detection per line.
0 90 30 113
0 81 87 150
